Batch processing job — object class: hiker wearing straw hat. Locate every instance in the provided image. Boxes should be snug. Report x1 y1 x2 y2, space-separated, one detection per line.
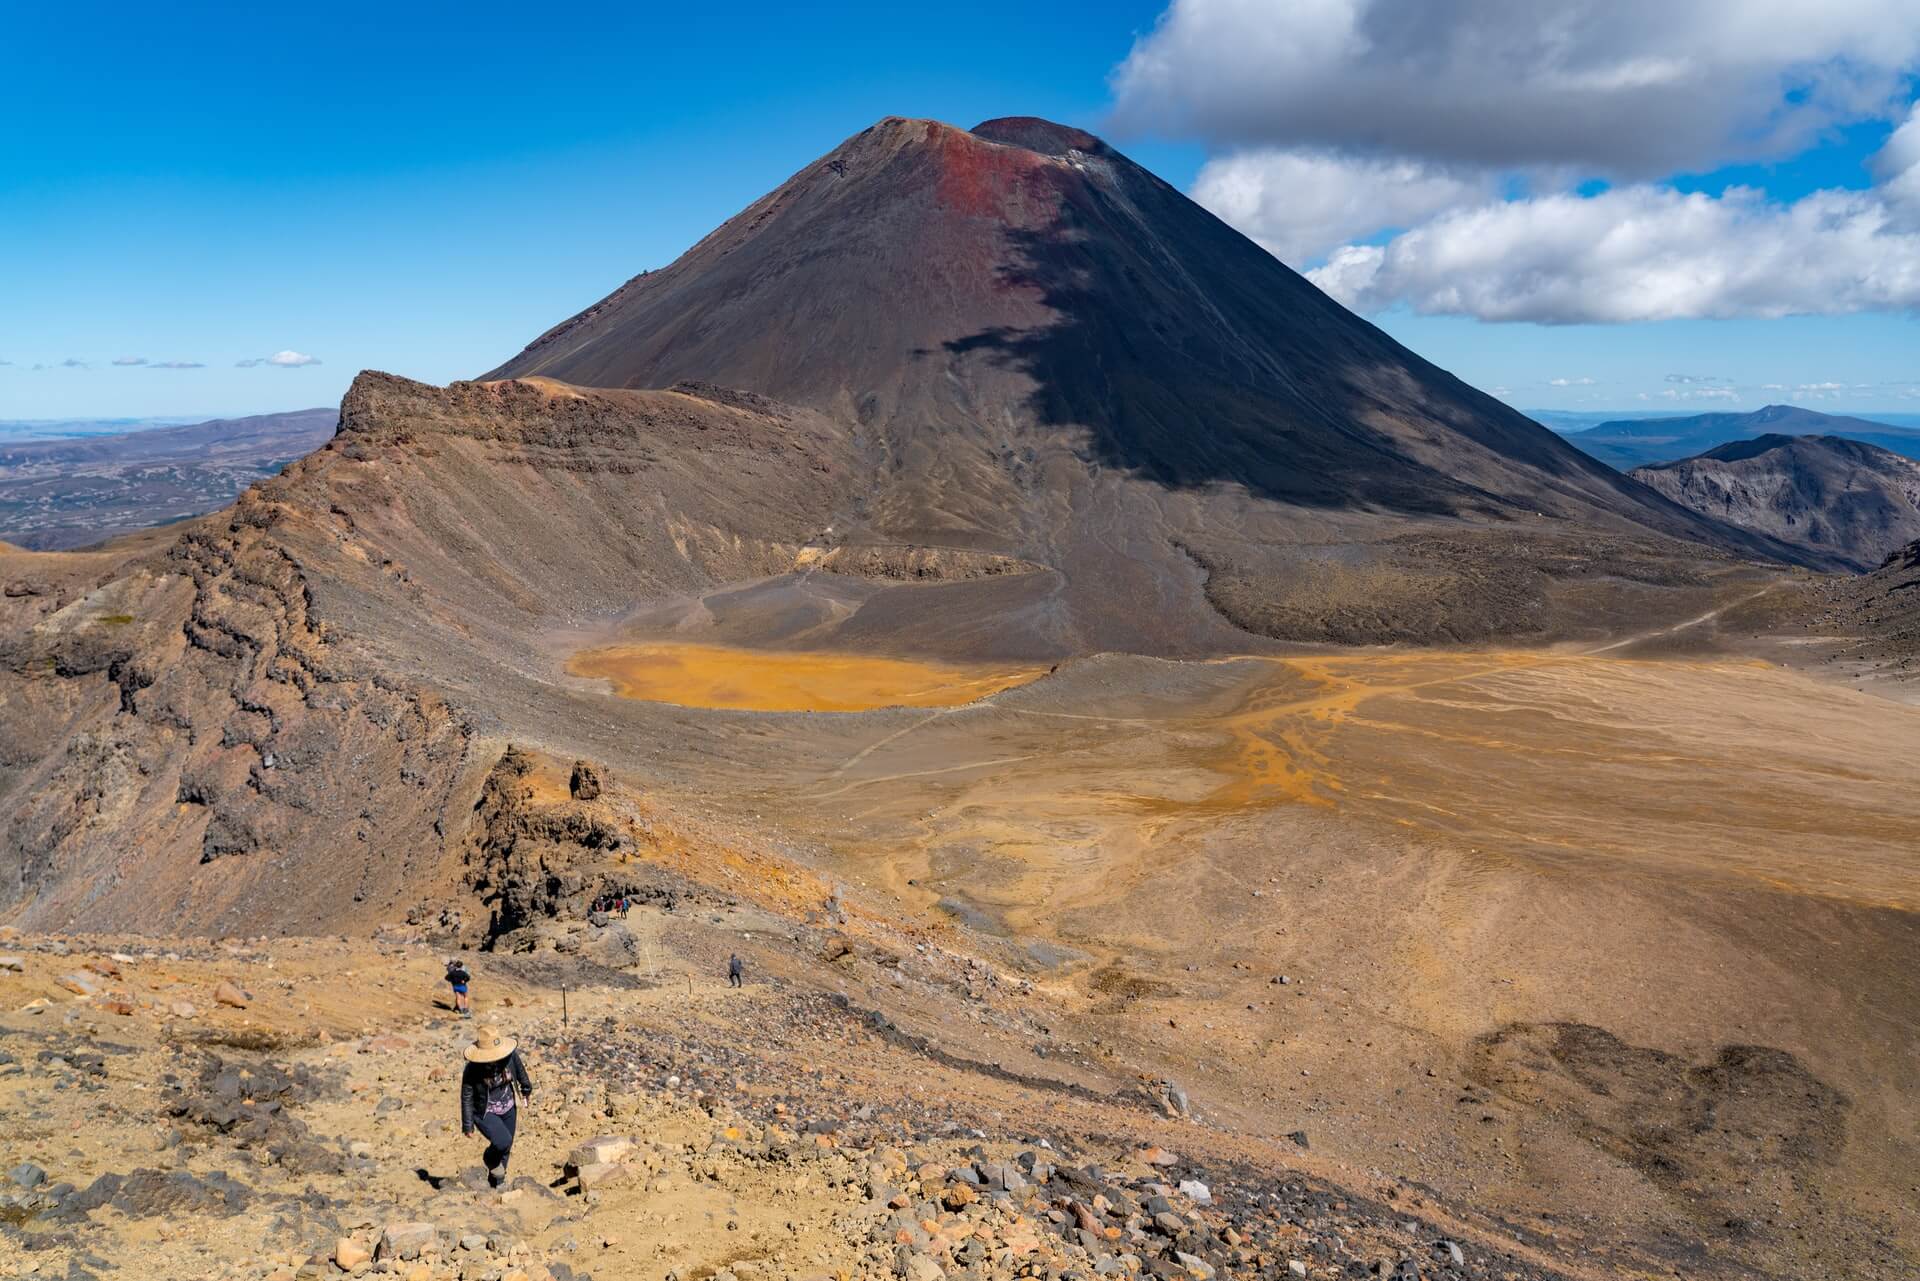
460 1026 534 1188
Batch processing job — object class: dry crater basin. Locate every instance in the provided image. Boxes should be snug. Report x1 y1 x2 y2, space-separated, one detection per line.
559 630 1920 1276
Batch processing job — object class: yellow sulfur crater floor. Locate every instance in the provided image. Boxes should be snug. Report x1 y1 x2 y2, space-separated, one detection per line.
568 641 1048 713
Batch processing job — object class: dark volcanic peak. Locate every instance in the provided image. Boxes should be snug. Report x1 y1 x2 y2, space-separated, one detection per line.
488 113 1789 580
1631 433 1920 572
968 115 1112 156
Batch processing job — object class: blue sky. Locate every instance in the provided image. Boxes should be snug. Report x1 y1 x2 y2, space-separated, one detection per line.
4 1 1917 421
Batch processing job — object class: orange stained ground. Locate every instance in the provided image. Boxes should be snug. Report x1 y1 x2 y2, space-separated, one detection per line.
569 641 1048 713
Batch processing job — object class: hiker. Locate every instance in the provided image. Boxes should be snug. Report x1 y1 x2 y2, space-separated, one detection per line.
727 953 744 988
460 1026 534 1189
444 957 472 1019
619 895 630 919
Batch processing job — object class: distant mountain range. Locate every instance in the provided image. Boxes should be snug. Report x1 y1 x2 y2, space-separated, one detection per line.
0 408 334 549
1562 404 1920 469
0 415 206 444
1631 434 1920 572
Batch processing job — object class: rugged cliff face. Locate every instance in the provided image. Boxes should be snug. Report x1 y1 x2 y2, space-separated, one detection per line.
1632 434 1920 571
0 374 861 932
0 490 471 934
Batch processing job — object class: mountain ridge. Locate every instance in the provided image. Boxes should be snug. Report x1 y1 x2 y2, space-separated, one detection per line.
1630 432 1920 571
1567 404 1920 469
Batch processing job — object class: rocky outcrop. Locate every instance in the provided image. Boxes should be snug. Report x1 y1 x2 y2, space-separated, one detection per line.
797 544 1042 581
1632 434 1920 571
464 748 627 946
1794 536 1920 675
0 491 471 933
569 760 602 801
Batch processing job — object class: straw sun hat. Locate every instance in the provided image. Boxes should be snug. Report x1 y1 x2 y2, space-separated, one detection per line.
463 1026 516 1064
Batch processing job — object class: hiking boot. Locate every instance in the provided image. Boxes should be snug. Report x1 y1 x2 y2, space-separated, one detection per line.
488 1167 505 1189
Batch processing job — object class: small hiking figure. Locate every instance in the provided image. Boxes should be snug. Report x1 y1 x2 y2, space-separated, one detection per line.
461 1026 533 1189
727 954 744 988
444 957 472 1019
619 895 630 919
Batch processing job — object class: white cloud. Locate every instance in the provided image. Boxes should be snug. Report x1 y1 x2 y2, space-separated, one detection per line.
238 350 321 368
149 360 205 369
1114 0 1920 177
1118 1 1920 321
1879 102 1920 217
1191 149 1493 262
112 355 147 366
1548 376 1596 386
1305 178 1920 323
1660 386 1741 402
59 358 88 369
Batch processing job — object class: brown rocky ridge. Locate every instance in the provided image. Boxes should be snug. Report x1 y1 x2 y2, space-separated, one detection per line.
1630 433 1920 571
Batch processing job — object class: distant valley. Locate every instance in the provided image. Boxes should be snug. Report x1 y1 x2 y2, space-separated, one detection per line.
0 408 333 549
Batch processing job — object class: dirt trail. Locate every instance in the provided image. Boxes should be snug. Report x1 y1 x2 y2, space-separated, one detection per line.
0 929 1598 1281
1583 584 1781 655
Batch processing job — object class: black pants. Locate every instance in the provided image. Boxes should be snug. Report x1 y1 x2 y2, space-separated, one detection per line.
475 1107 517 1173
728 971 742 987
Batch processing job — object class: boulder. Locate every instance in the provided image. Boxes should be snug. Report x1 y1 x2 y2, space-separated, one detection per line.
95 993 137 1016
376 1222 437 1262
576 1161 631 1193
213 980 251 1008
901 1251 944 1281
569 761 602 801
1174 1252 1216 1280
0 956 24 973
570 1136 635 1169
334 1238 371 1271
54 973 97 997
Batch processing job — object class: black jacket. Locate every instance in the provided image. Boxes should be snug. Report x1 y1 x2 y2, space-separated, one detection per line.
460 1050 532 1132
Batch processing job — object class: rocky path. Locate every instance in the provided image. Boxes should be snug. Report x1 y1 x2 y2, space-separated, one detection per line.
0 929 1587 1281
